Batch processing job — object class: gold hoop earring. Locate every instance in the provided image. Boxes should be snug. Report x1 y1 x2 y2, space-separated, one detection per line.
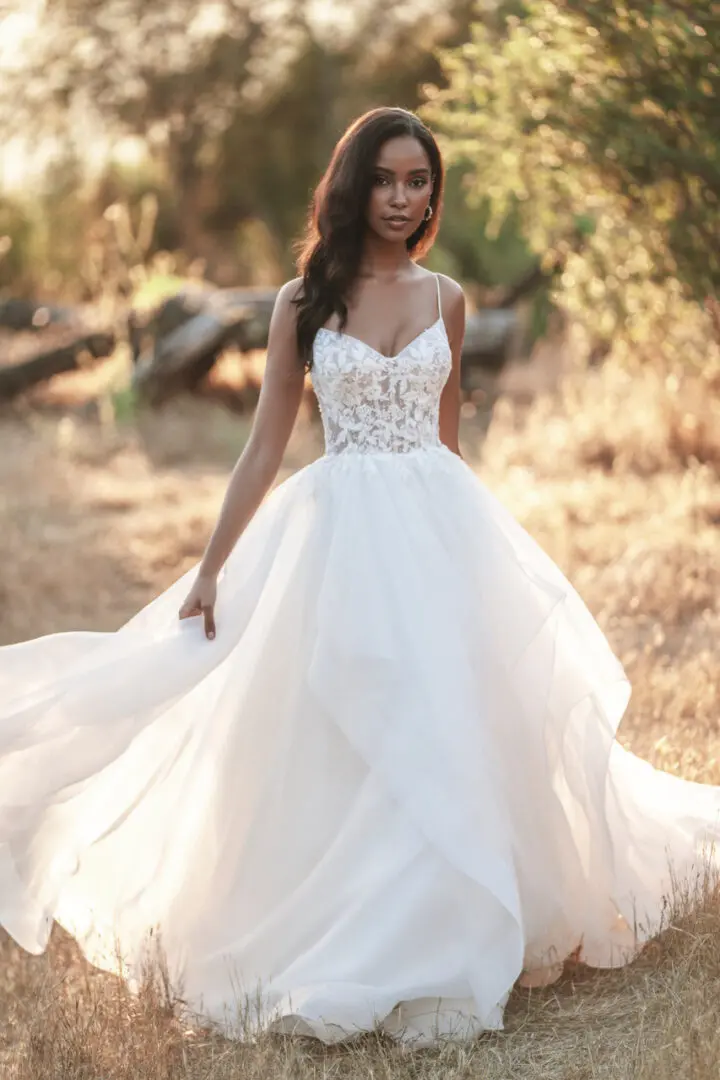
423 204 433 222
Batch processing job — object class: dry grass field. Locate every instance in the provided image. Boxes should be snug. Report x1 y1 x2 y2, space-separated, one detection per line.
0 338 719 1079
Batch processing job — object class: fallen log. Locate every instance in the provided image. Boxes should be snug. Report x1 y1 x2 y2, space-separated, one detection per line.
0 298 78 331
0 284 522 407
131 287 277 404
132 286 520 404
0 330 116 401
461 307 517 380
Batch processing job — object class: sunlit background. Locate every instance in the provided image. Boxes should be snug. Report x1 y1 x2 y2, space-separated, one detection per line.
1 2 719 1077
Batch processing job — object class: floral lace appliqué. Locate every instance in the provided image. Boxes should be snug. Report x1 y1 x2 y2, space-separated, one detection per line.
311 321 452 456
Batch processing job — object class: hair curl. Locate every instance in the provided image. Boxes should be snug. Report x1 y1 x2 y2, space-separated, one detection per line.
292 107 444 370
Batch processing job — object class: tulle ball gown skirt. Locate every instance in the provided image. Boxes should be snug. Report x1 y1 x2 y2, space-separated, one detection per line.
2 443 720 1046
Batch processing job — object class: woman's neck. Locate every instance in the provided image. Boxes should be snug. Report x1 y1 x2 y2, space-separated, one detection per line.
357 234 415 281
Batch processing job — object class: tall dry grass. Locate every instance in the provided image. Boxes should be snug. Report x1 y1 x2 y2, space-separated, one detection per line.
1 342 719 1078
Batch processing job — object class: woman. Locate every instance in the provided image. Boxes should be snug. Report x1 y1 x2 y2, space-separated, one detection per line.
1 106 719 1049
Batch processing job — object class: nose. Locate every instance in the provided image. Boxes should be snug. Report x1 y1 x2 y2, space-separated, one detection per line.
389 182 409 208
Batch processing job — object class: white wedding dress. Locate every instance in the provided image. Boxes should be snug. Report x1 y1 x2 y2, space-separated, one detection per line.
1 273 720 1047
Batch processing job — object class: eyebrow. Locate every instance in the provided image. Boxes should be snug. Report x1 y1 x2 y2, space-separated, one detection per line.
374 165 430 176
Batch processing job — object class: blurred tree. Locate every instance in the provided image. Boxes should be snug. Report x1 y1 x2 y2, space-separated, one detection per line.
1 0 306 282
0 0 488 287
422 0 720 359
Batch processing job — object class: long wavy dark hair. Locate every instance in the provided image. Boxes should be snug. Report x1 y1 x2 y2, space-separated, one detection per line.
292 107 444 371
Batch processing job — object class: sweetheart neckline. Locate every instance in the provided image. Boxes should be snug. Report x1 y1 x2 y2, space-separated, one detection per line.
315 316 446 361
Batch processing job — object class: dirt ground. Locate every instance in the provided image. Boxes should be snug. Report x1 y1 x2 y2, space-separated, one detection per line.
1 345 719 1079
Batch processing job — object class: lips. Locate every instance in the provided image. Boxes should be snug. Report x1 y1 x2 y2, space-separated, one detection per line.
385 216 410 223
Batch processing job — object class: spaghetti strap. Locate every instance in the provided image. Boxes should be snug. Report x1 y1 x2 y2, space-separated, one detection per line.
434 273 442 321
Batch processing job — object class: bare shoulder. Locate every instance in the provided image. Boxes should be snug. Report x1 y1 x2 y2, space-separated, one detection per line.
262 278 307 375
433 272 466 352
273 276 304 315
434 272 465 317
279 275 305 299
268 277 304 340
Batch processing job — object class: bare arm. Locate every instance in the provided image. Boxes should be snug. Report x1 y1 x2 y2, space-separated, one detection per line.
438 275 466 459
179 279 305 636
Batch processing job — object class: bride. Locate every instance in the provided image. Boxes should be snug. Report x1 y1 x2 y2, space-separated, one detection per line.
1 106 720 1049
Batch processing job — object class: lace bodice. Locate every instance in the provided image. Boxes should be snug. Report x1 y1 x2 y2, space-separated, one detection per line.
310 276 452 456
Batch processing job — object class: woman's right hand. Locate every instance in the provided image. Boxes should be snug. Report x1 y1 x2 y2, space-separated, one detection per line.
178 573 217 639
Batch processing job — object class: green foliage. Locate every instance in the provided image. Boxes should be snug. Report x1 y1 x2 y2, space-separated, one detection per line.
109 384 142 426
433 164 537 287
130 272 190 314
0 0 489 292
0 152 92 299
0 196 34 293
422 0 720 361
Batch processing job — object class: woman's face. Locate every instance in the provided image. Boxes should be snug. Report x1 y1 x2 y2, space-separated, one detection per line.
365 135 433 242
